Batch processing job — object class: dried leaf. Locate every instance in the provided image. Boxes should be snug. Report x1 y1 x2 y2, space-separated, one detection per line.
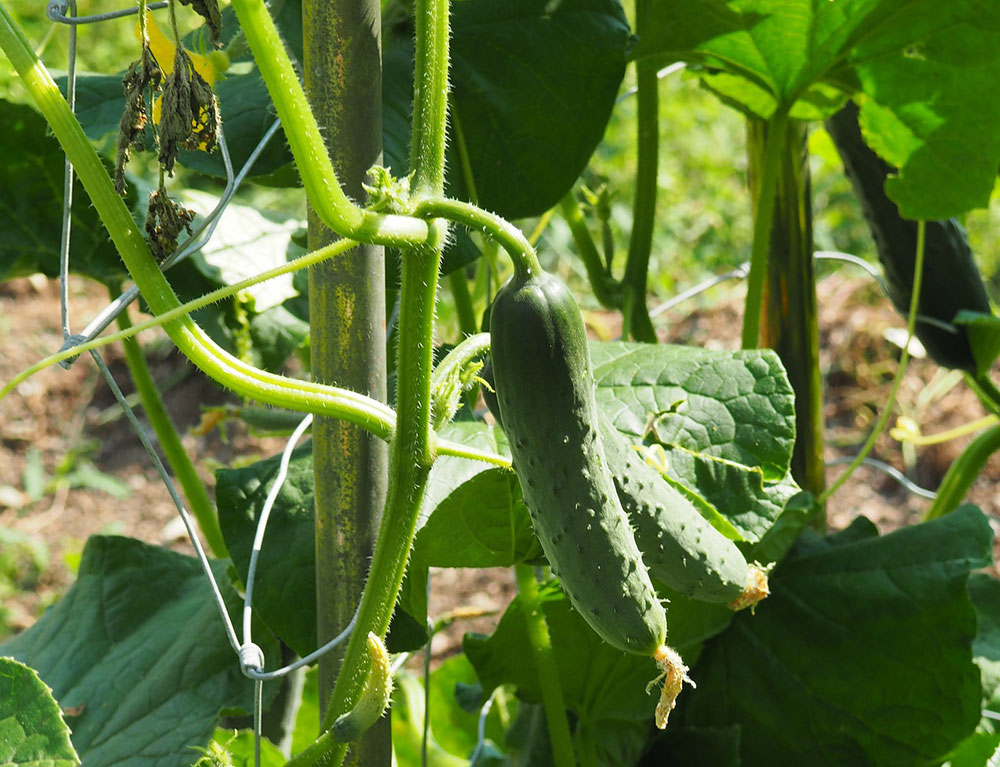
145 187 195 263
114 43 160 194
159 47 220 174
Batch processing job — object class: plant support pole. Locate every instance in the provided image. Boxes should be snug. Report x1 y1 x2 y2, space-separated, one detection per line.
303 1 390 765
748 117 825 501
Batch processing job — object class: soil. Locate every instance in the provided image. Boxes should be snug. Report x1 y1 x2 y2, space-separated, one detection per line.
2 270 999 659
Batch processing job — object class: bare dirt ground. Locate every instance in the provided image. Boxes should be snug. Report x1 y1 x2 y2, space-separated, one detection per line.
2 270 998 656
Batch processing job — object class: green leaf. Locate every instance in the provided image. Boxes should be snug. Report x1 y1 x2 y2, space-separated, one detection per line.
413 470 541 568
591 341 799 542
216 442 317 658
384 0 630 220
640 725 741 767
0 658 79 767
0 536 275 767
970 573 1000 710
633 0 1000 219
852 3 1000 219
591 342 795 481
464 580 658 760
680 506 993 766
0 100 127 285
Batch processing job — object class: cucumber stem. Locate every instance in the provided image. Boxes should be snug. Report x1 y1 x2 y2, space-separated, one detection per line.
115 300 227 558
229 0 433 247
415 197 542 280
819 221 927 505
925 423 1000 519
514 564 576 767
622 9 659 343
558 191 622 309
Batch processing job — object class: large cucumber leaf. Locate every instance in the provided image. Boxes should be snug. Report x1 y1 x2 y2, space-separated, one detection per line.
591 341 799 542
632 0 1000 220
678 506 992 766
0 536 276 767
0 100 128 285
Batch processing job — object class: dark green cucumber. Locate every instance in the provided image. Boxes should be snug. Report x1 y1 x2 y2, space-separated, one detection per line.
597 411 755 605
490 270 667 656
826 101 992 371
484 356 763 608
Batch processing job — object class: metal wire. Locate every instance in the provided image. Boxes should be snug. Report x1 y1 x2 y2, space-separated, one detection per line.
617 62 686 102
648 261 750 319
47 0 168 25
825 456 937 500
242 415 313 645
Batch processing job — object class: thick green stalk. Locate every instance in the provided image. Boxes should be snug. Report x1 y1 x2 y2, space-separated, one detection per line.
558 192 622 309
229 0 434 247
303 0 390 764
514 565 576 767
925 424 1000 519
292 0 452 763
115 302 227 558
622 15 658 343
408 0 450 197
0 9 400 439
741 109 789 349
293 241 445 767
748 118 825 501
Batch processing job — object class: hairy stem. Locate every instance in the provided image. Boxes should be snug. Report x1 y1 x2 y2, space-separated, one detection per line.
415 197 541 280
408 0 450 197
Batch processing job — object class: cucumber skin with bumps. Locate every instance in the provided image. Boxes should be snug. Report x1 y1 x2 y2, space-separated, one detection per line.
484 358 750 604
826 101 991 371
490 270 667 656
598 412 749 603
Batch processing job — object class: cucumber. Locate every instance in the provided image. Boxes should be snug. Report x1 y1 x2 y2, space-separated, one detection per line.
331 632 393 743
490 269 667 656
826 101 992 371
598 412 767 609
483 356 766 610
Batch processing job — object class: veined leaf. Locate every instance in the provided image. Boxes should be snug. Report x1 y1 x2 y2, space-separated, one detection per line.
632 0 1000 219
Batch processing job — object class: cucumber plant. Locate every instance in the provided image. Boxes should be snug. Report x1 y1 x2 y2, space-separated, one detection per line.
2 1 1000 767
